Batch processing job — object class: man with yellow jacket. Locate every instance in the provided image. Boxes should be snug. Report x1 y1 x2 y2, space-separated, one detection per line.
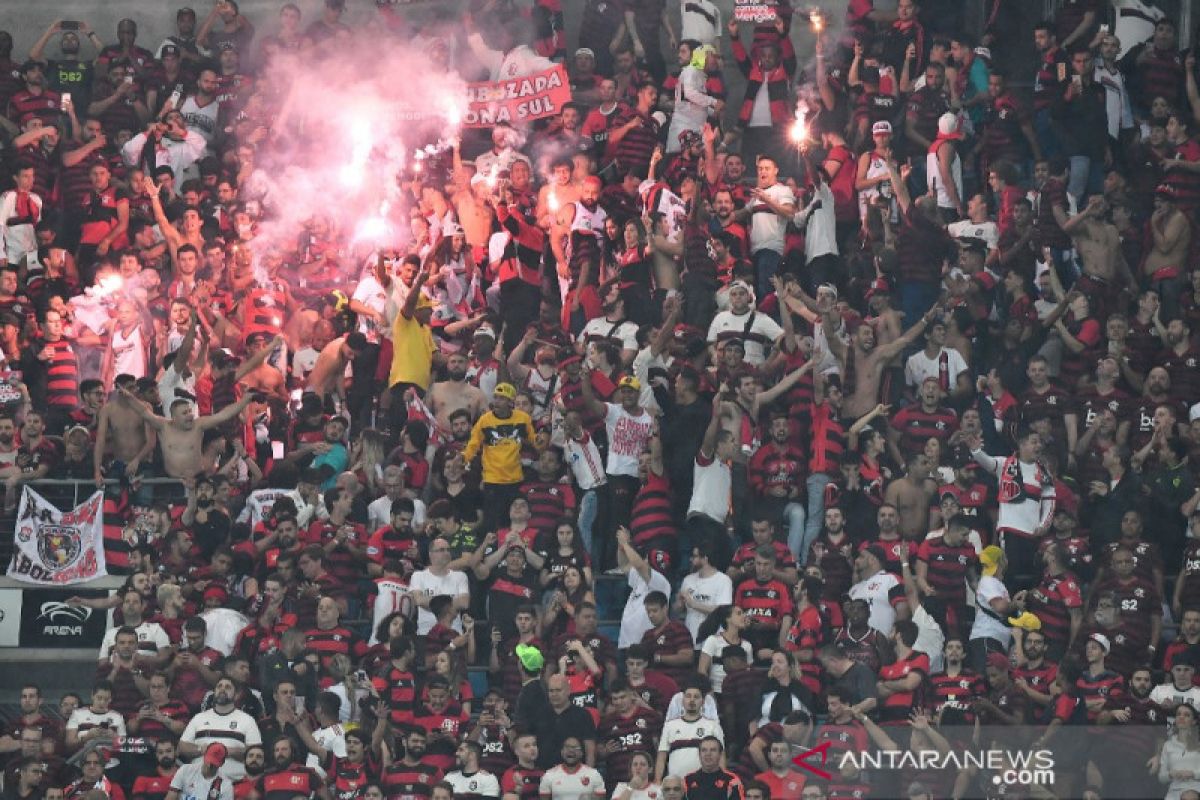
456 382 537 530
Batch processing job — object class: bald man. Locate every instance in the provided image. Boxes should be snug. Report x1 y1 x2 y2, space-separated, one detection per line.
542 673 598 768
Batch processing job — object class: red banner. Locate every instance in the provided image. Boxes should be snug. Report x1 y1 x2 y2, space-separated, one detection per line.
463 64 571 127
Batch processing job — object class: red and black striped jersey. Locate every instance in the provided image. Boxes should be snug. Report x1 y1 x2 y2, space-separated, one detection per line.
1012 660 1059 723
328 755 379 800
379 666 417 729
732 541 793 574
303 519 368 586
808 402 846 475
412 704 468 773
1075 669 1125 722
365 526 417 567
596 707 663 783
520 479 573 538
40 338 78 409
916 535 976 605
733 578 793 630
380 761 441 800
471 721 516 775
937 481 992 530
1087 575 1160 650
1025 571 1083 646
833 626 888 675
630 472 675 548
1098 540 1162 587
784 605 825 694
889 404 958 457
747 441 805 499
924 669 986 715
878 651 929 722
256 765 324 800
638 621 694 686
304 625 368 668
500 764 543 800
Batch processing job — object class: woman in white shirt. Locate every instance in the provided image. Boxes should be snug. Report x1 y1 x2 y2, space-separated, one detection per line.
612 752 661 800
1160 702 1200 800
696 605 753 694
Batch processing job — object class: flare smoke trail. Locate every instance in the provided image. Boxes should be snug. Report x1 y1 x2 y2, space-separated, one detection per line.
242 30 471 262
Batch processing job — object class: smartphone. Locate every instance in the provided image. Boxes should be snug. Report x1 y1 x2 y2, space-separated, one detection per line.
271 441 285 460
60 21 80 31
1099 23 1109 34
1056 62 1067 82
1072 74 1083 88
124 75 134 85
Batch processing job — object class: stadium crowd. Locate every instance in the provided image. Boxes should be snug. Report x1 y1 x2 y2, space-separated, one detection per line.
1 0 1200 797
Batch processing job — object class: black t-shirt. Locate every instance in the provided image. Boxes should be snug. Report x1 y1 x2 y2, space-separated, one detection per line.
539 705 597 770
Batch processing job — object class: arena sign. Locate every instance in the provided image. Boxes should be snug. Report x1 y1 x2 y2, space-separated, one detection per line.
463 64 572 127
6 488 107 586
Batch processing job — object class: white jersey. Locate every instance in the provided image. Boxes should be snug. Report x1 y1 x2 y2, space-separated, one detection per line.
619 567 671 649
538 764 605 799
179 708 261 779
0 189 42 265
237 488 312 530
679 0 722 44
969 575 1012 646
946 219 999 251
367 496 425 534
444 770 501 798
111 324 147 379
679 571 733 642
857 152 897 223
848 570 903 636
611 783 663 800
98 620 171 660
177 95 220 146
659 716 724 778
66 707 126 739
169 762 234 800
409 569 469 635
746 183 795 254
305 724 348 774
603 403 653 478
707 309 783 365
578 316 639 353
927 145 963 210
368 577 412 645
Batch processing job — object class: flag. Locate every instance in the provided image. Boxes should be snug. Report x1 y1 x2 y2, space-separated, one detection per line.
7 488 107 585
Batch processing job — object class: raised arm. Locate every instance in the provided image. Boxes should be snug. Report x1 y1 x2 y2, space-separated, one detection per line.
116 386 167 430
198 391 255 431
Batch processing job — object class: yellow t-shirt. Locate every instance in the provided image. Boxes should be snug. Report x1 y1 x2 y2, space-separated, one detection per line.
388 313 435 390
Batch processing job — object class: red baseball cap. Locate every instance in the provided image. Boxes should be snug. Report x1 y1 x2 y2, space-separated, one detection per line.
203 743 228 767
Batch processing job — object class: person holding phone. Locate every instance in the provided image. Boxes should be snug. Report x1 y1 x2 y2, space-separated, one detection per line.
1050 46 1111 205
28 19 101 112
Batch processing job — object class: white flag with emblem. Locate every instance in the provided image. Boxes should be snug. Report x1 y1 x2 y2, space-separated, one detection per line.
7 488 107 585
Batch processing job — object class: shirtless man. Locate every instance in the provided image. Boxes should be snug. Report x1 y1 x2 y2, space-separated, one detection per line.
142 176 205 266
883 452 935 539
94 374 158 486
1144 185 1192 320
119 385 258 479
1060 195 1137 318
427 351 485 430
827 296 942 419
305 332 366 405
240 332 288 401
537 158 581 231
